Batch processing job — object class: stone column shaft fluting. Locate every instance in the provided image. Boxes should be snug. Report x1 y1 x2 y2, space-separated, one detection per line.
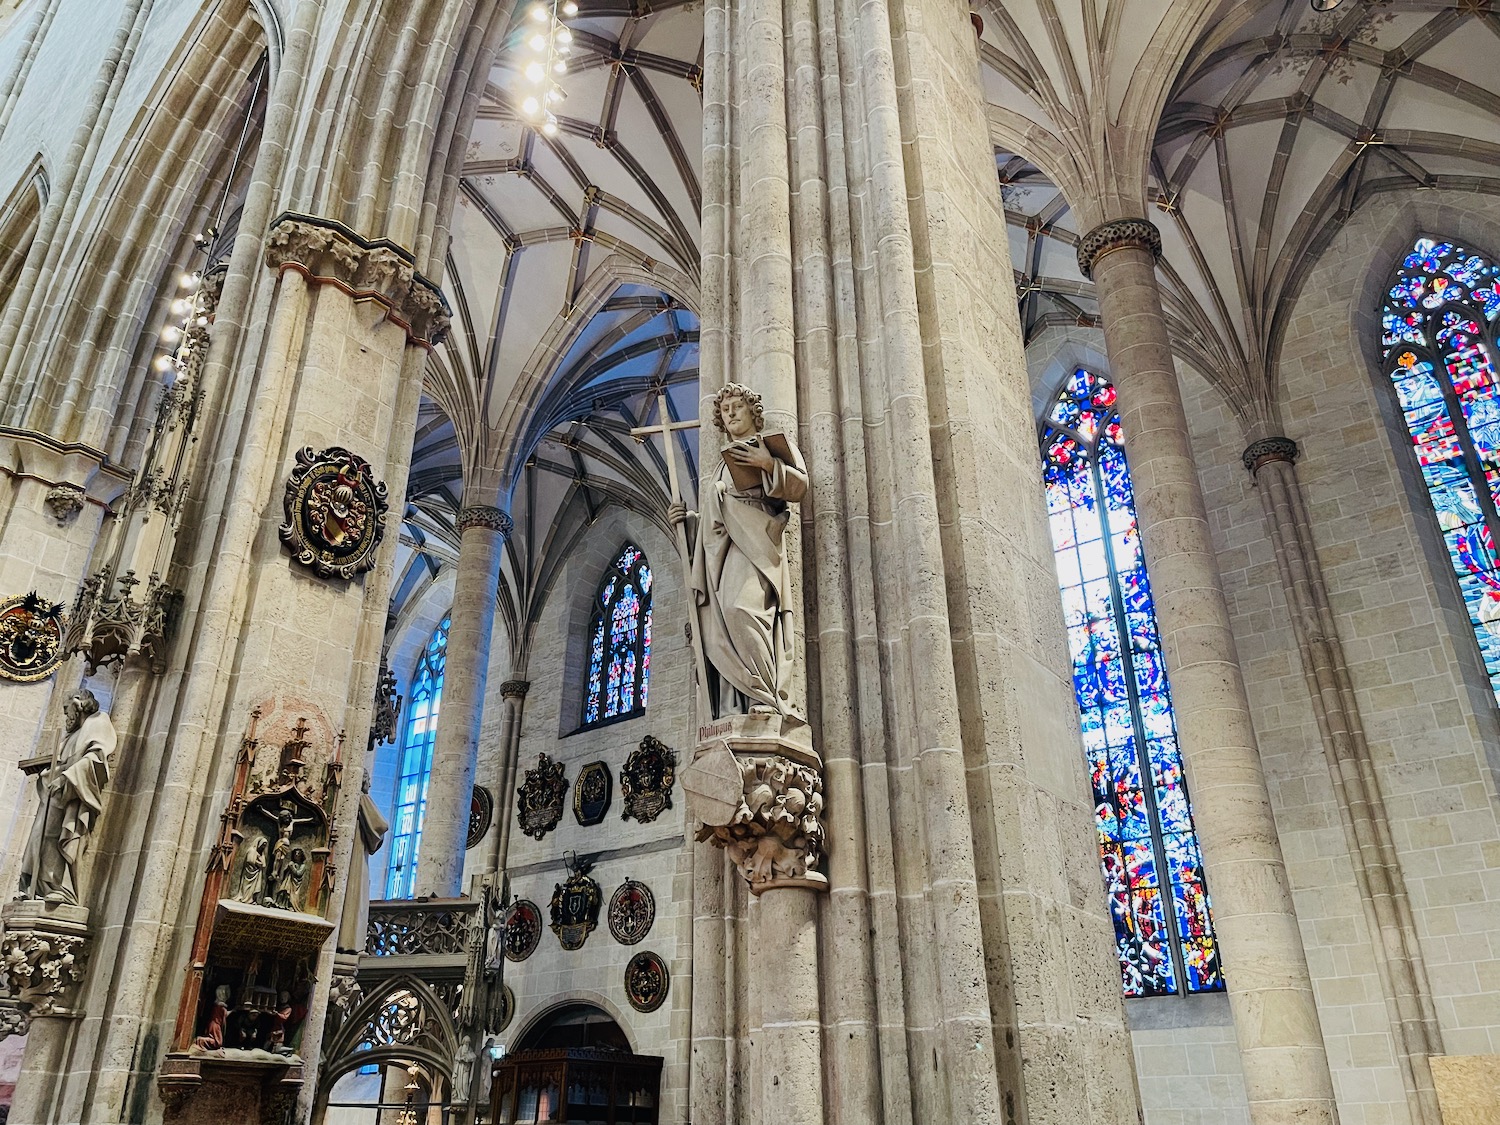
1080 219 1338 1125
414 504 511 898
1244 439 1442 1124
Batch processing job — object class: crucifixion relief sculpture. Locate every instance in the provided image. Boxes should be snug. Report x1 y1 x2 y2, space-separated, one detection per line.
18 689 118 906
667 382 808 718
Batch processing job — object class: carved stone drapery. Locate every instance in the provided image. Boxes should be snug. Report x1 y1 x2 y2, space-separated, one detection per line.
456 506 513 535
264 213 452 347
1076 217 1163 279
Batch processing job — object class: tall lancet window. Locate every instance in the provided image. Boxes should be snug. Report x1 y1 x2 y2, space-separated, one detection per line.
582 544 653 728
385 614 449 899
1041 369 1223 997
1382 238 1500 705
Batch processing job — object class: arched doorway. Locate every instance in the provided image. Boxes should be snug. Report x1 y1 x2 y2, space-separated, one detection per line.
489 1004 661 1124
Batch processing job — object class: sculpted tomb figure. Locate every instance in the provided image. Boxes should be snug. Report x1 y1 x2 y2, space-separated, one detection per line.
18 689 118 904
669 383 807 716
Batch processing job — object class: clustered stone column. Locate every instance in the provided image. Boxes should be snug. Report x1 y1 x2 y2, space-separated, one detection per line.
416 503 512 898
1243 437 1443 1125
1080 217 1339 1125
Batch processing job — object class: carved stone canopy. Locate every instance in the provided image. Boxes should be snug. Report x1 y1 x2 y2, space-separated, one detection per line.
278 446 389 580
264 213 452 347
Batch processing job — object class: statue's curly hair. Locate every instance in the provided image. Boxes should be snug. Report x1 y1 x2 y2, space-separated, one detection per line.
710 383 765 434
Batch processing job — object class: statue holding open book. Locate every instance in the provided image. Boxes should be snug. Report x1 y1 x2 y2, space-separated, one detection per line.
668 382 807 718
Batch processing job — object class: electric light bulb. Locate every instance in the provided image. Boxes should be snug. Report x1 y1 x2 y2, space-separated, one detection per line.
563 1 578 14
530 2 548 18
161 325 181 343
522 96 540 115
554 59 567 73
557 43 571 55
545 87 560 102
172 299 190 315
529 33 547 50
180 272 198 289
525 61 546 82
542 117 559 136
196 316 209 327
556 27 572 43
154 355 174 372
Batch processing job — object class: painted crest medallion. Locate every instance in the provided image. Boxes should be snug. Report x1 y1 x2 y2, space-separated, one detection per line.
468 784 494 849
549 864 602 951
278 446 389 579
624 951 669 1013
504 899 542 962
572 761 612 826
607 879 655 946
516 753 568 840
0 592 66 682
620 735 677 824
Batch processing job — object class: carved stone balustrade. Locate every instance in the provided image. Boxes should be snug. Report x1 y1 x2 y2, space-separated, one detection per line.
365 898 479 958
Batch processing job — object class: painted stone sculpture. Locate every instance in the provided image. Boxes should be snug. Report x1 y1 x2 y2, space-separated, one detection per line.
620 736 676 824
516 753 568 840
549 863 602 951
0 592 66 682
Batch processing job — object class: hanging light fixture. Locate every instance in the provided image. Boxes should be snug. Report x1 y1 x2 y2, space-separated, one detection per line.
519 0 577 134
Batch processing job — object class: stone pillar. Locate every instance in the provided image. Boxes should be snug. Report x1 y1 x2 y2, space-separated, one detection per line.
486 677 528 874
1244 437 1443 1125
1080 218 1338 1125
415 504 511 898
684 720 826 1125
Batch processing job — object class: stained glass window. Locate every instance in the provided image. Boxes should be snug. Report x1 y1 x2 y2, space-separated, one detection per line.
385 614 449 899
1382 238 1500 706
1041 370 1223 997
582 544 653 728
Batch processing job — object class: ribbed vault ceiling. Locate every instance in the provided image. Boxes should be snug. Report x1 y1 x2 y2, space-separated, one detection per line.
393 0 704 653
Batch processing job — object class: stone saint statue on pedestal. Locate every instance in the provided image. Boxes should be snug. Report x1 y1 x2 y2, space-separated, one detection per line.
18 689 118 905
670 383 808 717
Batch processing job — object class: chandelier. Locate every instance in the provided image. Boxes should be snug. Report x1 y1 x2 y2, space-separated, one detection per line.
518 0 579 137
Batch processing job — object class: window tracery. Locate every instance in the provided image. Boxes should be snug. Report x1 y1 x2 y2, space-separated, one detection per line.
582 544 652 728
1382 237 1500 706
385 614 449 899
1041 369 1223 997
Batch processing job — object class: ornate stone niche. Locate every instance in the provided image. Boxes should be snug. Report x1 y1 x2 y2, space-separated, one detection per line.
159 709 344 1120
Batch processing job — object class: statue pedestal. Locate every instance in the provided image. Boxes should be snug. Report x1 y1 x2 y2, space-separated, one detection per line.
158 1052 304 1125
0 899 93 1034
682 716 827 896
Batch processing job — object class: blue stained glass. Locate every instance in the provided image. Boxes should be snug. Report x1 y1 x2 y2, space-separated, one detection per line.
581 543 653 727
1042 368 1223 998
385 614 450 899
1383 239 1500 708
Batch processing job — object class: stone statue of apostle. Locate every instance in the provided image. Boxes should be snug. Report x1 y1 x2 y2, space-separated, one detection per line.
18 688 117 905
669 382 807 717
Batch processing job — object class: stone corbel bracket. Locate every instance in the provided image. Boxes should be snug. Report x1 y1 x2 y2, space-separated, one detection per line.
264 213 452 348
684 716 828 894
0 427 133 518
0 900 93 1038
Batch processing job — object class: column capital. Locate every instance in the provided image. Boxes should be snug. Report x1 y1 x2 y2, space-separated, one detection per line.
1077 218 1163 279
264 212 451 347
456 505 513 536
1241 436 1300 475
500 678 530 699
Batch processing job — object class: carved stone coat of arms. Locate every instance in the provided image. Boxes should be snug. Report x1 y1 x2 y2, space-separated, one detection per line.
516 754 568 840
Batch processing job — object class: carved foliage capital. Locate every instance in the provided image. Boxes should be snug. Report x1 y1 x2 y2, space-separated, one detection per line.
264 213 452 346
1 923 90 1017
44 484 86 523
1241 436 1300 475
456 505 513 535
500 679 531 699
698 754 826 892
1077 218 1163 279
